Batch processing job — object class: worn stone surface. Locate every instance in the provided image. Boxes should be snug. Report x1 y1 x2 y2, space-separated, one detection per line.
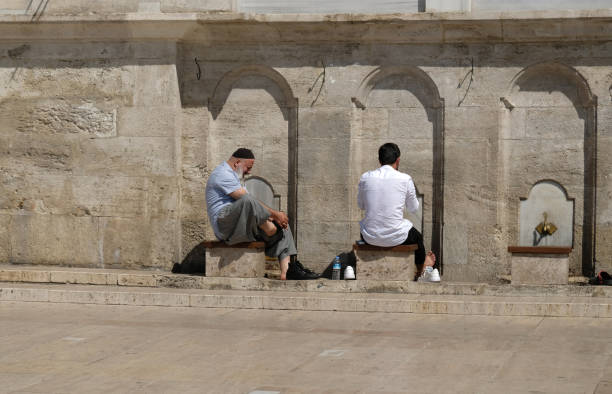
355 250 416 281
205 247 266 278
511 254 570 285
0 12 611 282
2 301 612 393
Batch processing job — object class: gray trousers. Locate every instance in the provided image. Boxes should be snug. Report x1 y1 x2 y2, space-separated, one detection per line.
217 194 297 261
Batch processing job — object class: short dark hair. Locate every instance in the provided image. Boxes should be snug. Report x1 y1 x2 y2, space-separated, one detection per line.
231 148 255 159
378 143 401 165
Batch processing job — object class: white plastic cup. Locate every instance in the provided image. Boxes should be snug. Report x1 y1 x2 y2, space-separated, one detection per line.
344 266 355 280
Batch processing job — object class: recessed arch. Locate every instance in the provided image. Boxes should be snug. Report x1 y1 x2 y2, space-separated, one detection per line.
500 61 597 276
504 61 595 109
352 65 445 272
352 66 444 115
209 64 297 120
208 65 299 239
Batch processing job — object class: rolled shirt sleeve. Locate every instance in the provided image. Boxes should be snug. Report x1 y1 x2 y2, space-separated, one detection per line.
404 178 419 213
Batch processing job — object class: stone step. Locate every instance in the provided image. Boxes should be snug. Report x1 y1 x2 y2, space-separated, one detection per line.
1 264 610 298
2 283 612 318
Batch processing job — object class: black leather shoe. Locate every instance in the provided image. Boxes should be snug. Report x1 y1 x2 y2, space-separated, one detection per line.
286 262 319 280
294 260 319 277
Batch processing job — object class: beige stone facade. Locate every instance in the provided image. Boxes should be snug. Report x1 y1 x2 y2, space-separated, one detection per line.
1 8 611 281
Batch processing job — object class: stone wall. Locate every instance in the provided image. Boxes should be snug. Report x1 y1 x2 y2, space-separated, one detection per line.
0 41 181 269
1 11 612 281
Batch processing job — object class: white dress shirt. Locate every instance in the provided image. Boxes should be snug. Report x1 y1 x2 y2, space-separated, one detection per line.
357 165 419 247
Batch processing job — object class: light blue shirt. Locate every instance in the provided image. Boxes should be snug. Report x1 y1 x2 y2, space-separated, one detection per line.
205 161 242 239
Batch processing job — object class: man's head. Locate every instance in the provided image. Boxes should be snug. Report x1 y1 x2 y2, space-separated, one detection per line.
228 148 255 178
378 143 401 169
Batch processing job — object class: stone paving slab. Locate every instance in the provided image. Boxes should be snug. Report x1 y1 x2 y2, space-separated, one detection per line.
1 264 611 298
2 302 612 393
2 283 612 318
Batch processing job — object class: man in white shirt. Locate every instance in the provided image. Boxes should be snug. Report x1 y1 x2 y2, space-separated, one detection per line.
357 143 437 281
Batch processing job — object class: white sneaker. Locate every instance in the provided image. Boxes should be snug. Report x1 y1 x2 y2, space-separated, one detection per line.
418 267 441 283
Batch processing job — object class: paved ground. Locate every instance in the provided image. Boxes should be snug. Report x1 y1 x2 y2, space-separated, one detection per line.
2 302 612 394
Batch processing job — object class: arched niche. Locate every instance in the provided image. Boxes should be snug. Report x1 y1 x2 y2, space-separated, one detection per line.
245 176 281 211
519 180 574 247
500 61 597 276
208 65 298 237
351 66 445 271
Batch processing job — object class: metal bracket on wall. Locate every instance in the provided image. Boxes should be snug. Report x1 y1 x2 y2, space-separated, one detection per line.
457 57 474 107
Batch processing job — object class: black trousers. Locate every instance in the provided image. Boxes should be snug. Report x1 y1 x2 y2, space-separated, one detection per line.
361 227 425 266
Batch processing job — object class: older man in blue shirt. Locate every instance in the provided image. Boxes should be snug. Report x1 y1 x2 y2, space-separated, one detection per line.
206 148 316 280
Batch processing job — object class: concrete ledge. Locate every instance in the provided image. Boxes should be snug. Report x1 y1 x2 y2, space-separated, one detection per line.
509 246 571 285
203 241 266 278
3 265 612 298
3 283 612 318
508 246 572 254
353 243 417 281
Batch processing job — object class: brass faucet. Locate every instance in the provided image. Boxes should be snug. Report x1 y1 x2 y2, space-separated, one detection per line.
535 212 557 236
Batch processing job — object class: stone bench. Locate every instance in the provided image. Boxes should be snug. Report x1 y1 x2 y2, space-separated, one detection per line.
353 242 418 280
508 246 572 285
202 241 266 278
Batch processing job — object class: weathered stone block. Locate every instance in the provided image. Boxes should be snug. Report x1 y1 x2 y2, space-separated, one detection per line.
0 99 116 138
298 138 350 185
161 0 233 12
597 137 612 190
525 108 585 139
49 270 117 285
511 252 570 285
9 214 100 266
71 176 148 218
42 0 139 15
506 140 584 187
205 243 266 278
297 184 350 222
180 177 207 220
99 217 177 270
118 274 158 287
181 107 210 138
299 108 352 139
367 74 433 109
3 64 133 105
354 245 417 281
356 108 388 139
297 221 351 271
0 268 50 283
132 64 180 107
0 173 148 218
388 108 433 140
0 133 76 174
117 106 177 137
442 222 468 265
442 21 503 42
0 1 27 12
181 220 209 257
445 139 490 186
598 106 612 137
443 184 496 225
146 177 179 218
75 137 175 177
0 215 9 262
445 106 498 139
596 186 612 226
182 134 207 178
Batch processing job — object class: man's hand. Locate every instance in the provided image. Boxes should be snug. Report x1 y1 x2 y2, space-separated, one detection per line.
270 210 289 229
